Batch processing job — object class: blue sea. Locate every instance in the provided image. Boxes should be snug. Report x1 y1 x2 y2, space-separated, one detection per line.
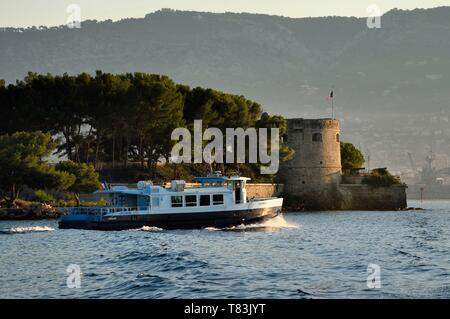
1 200 449 298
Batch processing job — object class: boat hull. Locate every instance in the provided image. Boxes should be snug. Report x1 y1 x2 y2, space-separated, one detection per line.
58 206 281 230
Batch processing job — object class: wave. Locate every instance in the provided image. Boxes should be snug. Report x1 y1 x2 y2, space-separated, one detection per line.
0 226 55 234
125 215 298 233
259 214 300 229
206 215 300 232
136 226 163 232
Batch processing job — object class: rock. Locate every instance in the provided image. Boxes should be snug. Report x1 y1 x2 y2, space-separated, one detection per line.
0 204 60 220
0 209 7 219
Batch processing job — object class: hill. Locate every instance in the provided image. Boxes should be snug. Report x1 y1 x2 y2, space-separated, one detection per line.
1 7 450 170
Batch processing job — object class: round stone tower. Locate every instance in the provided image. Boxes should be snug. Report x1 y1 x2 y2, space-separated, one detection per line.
278 118 342 210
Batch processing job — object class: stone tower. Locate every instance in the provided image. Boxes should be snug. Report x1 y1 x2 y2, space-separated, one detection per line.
278 118 342 210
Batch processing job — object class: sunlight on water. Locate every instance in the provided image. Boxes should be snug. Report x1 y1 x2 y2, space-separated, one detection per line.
206 214 300 231
260 214 300 229
139 226 163 232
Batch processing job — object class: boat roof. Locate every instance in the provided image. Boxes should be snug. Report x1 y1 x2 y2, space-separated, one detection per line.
193 175 251 183
95 175 251 195
228 176 251 181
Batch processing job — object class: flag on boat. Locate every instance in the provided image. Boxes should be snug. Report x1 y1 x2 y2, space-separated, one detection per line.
100 182 110 190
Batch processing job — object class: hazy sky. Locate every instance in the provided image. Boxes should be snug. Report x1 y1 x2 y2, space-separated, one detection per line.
1 0 449 27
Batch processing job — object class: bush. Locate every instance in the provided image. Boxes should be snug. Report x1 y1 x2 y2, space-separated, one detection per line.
51 197 107 207
11 198 34 207
362 168 401 187
341 142 365 169
32 190 56 205
80 198 108 206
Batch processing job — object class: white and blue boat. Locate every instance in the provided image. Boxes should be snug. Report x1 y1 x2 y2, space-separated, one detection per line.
58 173 283 230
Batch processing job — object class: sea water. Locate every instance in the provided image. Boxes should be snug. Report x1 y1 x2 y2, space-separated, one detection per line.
0 200 448 298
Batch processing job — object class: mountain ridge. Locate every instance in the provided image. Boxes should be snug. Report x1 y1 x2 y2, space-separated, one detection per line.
1 7 450 170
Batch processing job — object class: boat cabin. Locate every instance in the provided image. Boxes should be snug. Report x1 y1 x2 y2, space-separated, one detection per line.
71 174 252 217
59 173 283 230
193 175 250 204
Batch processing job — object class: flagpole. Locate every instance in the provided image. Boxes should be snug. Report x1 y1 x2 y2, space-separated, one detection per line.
331 97 334 119
330 86 335 119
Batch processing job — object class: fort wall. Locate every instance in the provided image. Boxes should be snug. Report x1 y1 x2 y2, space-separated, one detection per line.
278 118 407 211
338 184 407 210
246 183 283 199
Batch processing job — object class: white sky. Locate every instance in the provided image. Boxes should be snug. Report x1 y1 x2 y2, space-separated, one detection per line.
0 0 449 27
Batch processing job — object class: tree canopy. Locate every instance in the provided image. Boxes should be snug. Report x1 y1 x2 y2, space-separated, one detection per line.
341 142 365 169
0 71 292 184
0 72 275 173
256 112 294 163
0 131 75 207
55 160 100 206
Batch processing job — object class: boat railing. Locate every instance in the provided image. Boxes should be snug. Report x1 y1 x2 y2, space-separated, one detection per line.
69 206 103 215
69 206 141 215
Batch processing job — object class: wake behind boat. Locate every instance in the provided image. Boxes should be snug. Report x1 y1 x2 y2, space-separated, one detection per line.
58 173 283 230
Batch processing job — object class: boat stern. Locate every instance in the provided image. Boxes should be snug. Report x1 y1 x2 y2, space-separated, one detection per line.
58 207 103 230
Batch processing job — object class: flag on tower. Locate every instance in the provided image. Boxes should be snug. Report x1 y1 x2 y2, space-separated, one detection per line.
327 90 334 100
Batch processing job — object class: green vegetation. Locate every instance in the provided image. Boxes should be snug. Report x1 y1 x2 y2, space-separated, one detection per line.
257 112 294 163
362 168 401 187
55 161 100 206
0 72 291 209
0 72 265 171
32 190 56 205
0 131 75 207
341 142 365 169
0 72 289 179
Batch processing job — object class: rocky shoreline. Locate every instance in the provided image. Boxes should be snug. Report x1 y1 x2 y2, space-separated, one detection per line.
0 204 62 220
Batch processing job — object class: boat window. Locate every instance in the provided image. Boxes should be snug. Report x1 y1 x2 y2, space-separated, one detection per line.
171 196 183 207
213 194 224 205
235 184 241 204
185 195 197 207
151 196 160 207
200 195 210 206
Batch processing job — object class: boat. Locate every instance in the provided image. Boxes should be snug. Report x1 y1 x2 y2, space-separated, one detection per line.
58 173 283 230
